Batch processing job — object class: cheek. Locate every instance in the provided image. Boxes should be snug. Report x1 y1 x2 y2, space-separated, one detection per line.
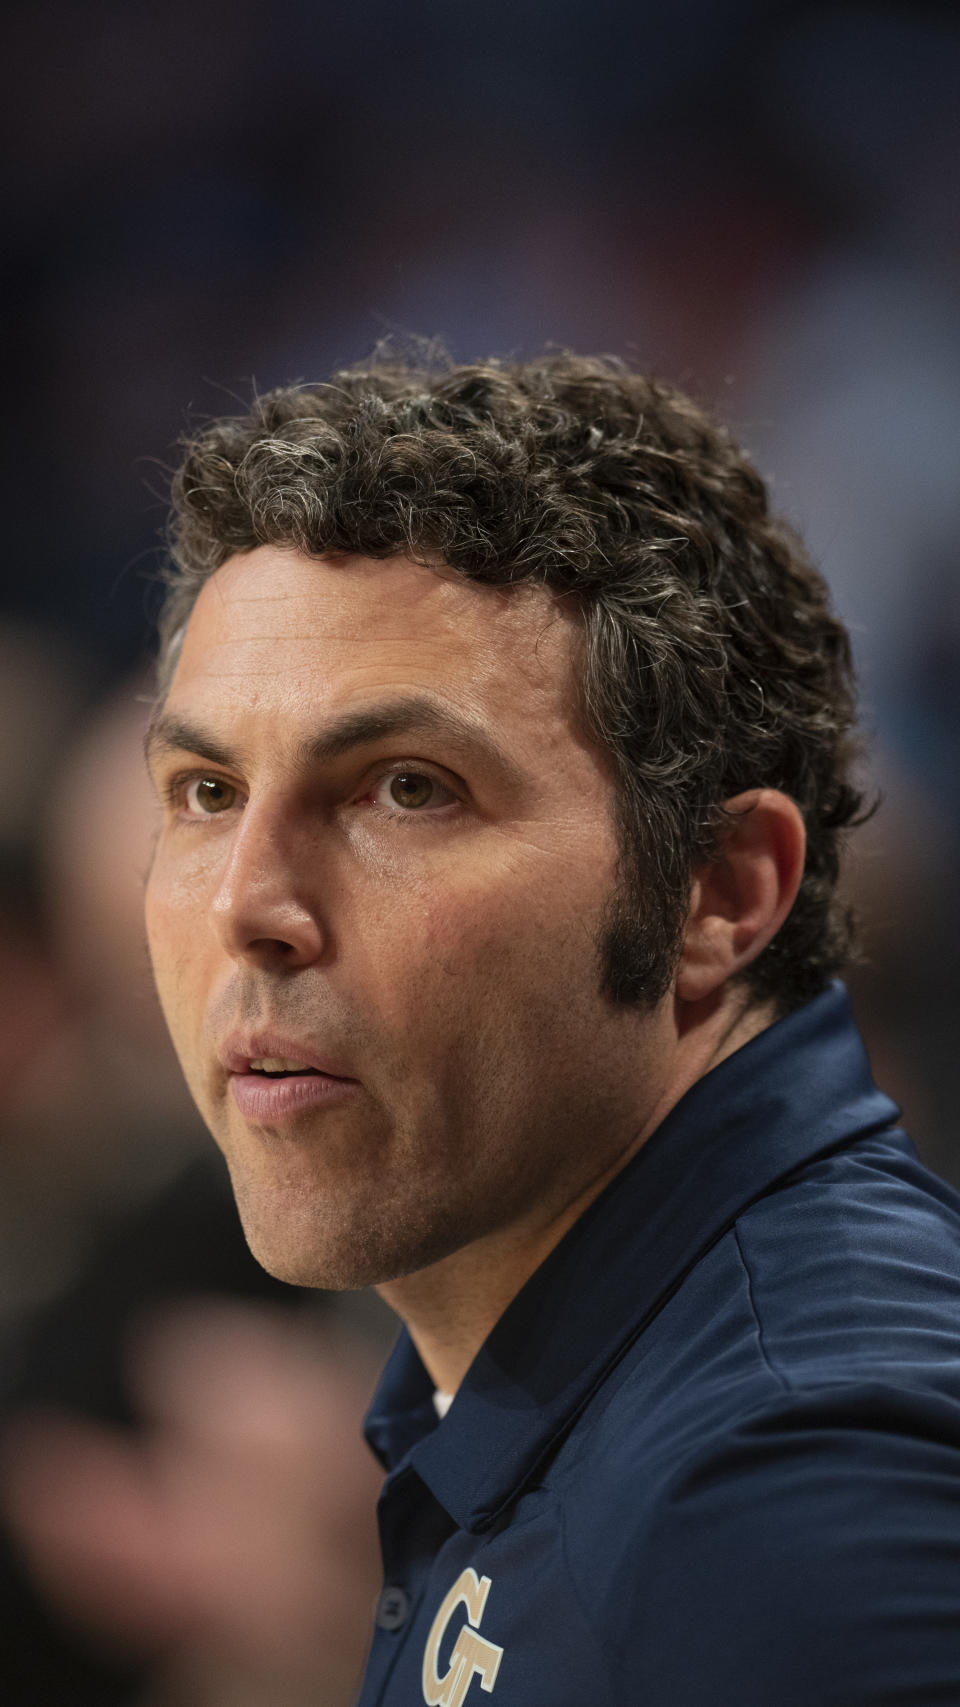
144 832 220 956
143 880 170 992
144 865 210 1045
143 893 219 1120
145 868 182 977
359 868 589 1037
426 855 600 962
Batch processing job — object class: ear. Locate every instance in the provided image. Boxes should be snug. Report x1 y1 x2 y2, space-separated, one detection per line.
675 790 806 1005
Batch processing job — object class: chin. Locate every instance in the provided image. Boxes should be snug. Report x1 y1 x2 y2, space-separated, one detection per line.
232 1178 478 1293
247 1238 389 1293
237 1212 382 1291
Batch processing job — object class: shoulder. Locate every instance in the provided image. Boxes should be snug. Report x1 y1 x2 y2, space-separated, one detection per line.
734 1126 960 1390
572 1376 960 1705
552 1133 960 1704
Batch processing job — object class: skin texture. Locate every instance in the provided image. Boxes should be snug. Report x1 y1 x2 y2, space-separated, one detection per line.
145 546 805 1389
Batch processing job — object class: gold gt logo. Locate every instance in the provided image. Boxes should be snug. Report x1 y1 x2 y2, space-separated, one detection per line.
422 1567 504 1707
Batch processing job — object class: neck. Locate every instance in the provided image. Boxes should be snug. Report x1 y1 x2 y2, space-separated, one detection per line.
377 987 775 1394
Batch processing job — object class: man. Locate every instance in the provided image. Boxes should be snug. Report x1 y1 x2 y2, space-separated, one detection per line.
14 354 960 1701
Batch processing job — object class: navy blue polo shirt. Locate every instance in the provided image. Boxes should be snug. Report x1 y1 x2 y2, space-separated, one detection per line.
359 985 960 1706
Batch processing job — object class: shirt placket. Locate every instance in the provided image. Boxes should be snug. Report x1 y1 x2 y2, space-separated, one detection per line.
359 1465 459 1706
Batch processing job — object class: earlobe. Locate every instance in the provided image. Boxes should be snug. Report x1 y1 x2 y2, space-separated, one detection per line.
675 790 806 1005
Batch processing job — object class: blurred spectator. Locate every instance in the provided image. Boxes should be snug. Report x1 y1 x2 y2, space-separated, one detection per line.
3 1299 386 1707
0 623 95 1333
0 666 394 1701
0 676 205 1336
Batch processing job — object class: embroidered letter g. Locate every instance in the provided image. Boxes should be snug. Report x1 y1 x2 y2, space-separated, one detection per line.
422 1567 504 1707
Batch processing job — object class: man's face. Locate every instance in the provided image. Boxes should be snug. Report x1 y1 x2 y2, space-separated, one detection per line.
145 547 673 1289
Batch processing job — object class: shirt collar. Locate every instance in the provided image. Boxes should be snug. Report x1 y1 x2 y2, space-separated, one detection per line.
364 983 898 1531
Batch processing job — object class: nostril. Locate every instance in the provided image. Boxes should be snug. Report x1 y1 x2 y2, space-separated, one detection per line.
247 936 302 962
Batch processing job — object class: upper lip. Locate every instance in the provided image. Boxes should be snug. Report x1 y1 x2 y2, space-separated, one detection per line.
219 1032 357 1079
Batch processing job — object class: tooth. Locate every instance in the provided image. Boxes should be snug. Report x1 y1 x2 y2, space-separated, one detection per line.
249 1057 311 1073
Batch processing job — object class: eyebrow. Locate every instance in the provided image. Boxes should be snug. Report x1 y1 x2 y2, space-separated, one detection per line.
144 694 525 788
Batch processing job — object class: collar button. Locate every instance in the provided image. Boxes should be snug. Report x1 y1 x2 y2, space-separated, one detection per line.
376 1585 410 1631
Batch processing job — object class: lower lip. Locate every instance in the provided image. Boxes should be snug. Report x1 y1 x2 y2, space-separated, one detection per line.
229 1072 359 1123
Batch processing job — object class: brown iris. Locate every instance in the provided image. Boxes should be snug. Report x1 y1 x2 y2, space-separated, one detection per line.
389 773 434 809
194 777 236 813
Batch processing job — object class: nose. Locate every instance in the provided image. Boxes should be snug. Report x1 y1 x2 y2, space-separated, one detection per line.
210 802 328 970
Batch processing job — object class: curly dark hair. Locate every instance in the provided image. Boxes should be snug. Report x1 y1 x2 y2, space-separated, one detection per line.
160 349 866 1013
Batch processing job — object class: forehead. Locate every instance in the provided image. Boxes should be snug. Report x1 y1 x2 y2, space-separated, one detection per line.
168 546 585 740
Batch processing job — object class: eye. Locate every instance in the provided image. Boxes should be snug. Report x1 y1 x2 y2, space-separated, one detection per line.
183 776 238 816
373 770 456 813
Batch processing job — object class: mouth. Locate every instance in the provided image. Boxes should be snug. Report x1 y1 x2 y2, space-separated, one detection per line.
248 1056 330 1078
228 1063 359 1124
220 1036 360 1124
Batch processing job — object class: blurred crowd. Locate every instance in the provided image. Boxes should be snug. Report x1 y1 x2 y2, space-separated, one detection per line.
0 0 958 1698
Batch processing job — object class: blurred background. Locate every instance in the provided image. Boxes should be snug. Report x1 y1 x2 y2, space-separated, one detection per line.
1 0 959 1322
0 0 957 1696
